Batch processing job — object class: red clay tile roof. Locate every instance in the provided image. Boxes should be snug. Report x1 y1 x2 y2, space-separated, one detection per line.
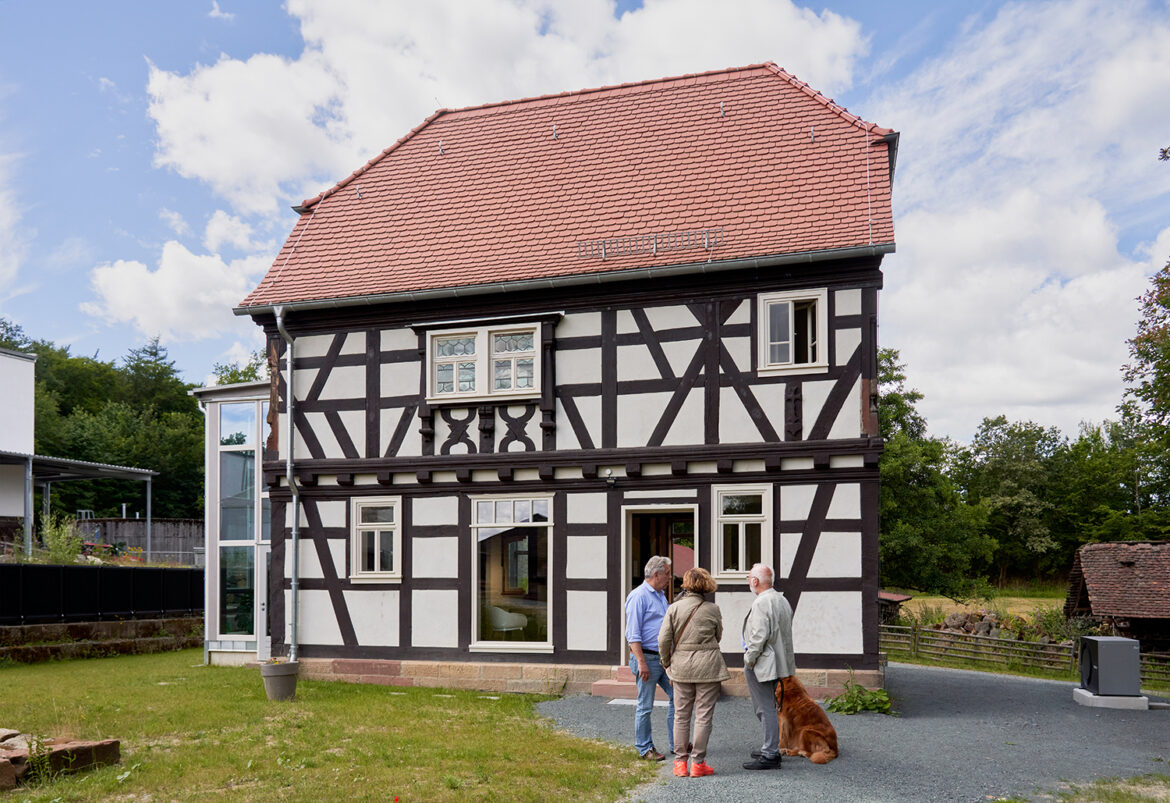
1065 541 1170 619
239 63 896 311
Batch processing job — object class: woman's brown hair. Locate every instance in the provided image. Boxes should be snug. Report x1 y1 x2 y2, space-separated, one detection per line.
681 566 717 595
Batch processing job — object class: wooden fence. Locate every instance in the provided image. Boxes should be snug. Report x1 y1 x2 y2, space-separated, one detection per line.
880 623 1170 689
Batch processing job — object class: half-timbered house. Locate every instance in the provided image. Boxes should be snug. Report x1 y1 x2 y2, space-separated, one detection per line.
202 63 897 696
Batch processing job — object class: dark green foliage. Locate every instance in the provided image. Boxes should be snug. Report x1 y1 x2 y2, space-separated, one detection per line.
211 349 267 385
825 670 893 715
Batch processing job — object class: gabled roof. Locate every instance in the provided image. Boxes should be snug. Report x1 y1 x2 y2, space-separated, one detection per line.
1065 541 1170 619
239 63 896 312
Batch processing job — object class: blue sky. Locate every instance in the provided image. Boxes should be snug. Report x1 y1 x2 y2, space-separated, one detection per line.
1 0 1168 440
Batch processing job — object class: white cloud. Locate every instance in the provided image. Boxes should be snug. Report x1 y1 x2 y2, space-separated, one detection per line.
203 209 272 254
146 0 867 217
158 208 191 237
43 236 96 273
0 152 27 292
870 0 1170 439
81 241 269 341
209 1 235 21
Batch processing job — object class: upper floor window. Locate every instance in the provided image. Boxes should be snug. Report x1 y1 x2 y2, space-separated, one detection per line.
712 484 772 578
350 496 402 582
427 325 540 402
758 289 828 374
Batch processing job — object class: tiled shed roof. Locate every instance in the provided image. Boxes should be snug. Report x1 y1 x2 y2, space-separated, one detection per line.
1065 541 1170 619
239 63 896 311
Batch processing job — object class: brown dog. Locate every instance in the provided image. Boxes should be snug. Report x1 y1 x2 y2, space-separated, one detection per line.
776 675 838 764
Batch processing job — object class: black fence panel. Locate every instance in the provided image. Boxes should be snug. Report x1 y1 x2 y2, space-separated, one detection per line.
0 564 203 625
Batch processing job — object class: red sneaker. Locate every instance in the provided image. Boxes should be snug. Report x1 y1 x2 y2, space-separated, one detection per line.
689 761 714 777
673 759 689 777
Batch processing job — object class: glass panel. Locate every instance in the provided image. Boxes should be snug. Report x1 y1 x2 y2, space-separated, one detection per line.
435 362 454 394
379 531 394 573
477 526 547 642
722 523 739 572
721 493 762 516
361 530 376 572
514 499 531 523
219 451 255 541
436 336 475 357
495 500 513 523
770 342 790 365
219 545 255 636
494 359 512 390
360 505 395 524
794 300 815 364
532 498 549 522
516 358 534 389
476 500 494 523
457 361 476 392
746 522 762 567
768 301 791 365
493 332 534 353
219 403 255 447
260 496 271 542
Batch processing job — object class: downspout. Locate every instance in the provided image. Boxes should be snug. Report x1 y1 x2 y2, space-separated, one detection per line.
275 306 301 662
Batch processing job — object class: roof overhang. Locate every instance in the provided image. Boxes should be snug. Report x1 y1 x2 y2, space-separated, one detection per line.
236 241 895 318
189 380 271 401
0 451 158 484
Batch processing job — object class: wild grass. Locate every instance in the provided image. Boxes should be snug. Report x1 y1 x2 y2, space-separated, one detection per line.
1040 772 1170 801
0 649 655 801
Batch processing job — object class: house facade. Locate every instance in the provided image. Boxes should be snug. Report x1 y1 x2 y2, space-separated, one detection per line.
213 63 897 695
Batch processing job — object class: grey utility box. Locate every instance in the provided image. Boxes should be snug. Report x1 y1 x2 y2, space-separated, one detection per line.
1080 636 1141 696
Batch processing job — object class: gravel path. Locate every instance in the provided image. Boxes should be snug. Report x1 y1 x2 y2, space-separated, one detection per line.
537 663 1170 802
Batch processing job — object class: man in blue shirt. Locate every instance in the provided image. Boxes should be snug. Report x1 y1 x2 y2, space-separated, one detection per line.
624 555 675 760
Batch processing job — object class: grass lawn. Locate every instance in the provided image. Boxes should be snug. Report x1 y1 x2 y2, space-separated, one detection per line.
902 593 1065 619
0 649 655 801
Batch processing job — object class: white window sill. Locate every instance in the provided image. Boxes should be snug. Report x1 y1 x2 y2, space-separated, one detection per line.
348 575 402 584
425 391 541 405
756 362 829 377
469 641 554 654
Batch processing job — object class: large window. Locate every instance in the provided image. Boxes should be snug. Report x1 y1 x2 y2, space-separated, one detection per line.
758 289 828 374
713 484 772 577
427 324 540 402
349 497 402 582
472 495 552 649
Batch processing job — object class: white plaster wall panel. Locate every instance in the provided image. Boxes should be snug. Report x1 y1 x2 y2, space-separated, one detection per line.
566 591 608 651
800 380 834 432
341 331 365 354
749 382 786 439
616 309 638 335
555 399 581 451
381 408 422 457
470 469 496 482
298 412 343 459
276 411 289 459
283 537 345 580
778 532 801 579
827 483 861 519
317 365 366 401
434 410 474 455
339 410 365 455
715 591 756 653
413 495 459 526
513 467 539 481
0 354 34 454
780 484 817 522
660 388 703 447
829 455 865 469
381 327 416 351
835 328 861 368
689 461 717 473
0 465 24 517
828 378 862 440
733 459 765 473
835 288 862 316
558 347 602 384
617 344 662 382
617 391 670 447
574 395 601 448
807 532 861 578
662 339 701 378
624 489 697 499
567 493 608 524
641 463 671 476
720 386 760 444
723 335 751 374
315 500 346 528
381 361 420 397
782 457 815 470
413 537 459 578
295 334 336 359
343 589 399 647
792 591 863 653
554 467 584 480
289 589 345 645
495 405 541 453
565 536 607 578
558 311 601 338
724 299 749 325
644 304 697 332
412 589 459 647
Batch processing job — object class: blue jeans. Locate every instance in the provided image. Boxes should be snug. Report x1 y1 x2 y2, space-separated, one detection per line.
630 652 674 756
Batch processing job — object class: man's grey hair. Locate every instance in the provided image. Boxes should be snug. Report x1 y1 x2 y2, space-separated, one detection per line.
644 555 672 578
749 563 774 586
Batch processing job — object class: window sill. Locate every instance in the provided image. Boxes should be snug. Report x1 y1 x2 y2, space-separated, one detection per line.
348 575 402 585
468 641 554 654
425 391 541 406
756 362 829 377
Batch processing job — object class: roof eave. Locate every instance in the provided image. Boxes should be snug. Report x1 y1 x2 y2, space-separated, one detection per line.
235 242 894 318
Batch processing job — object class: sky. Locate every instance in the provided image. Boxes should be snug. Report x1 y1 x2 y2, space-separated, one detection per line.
0 0 1168 442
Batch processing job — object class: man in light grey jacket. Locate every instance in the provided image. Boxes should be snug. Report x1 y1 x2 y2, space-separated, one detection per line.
741 562 795 770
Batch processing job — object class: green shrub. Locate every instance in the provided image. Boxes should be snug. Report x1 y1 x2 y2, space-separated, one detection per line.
41 513 83 565
825 670 894 715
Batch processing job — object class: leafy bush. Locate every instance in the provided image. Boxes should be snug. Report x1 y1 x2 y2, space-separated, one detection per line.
825 671 894 715
40 513 82 565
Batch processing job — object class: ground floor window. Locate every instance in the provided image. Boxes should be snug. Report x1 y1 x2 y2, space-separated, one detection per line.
219 545 254 637
713 484 772 578
473 495 552 646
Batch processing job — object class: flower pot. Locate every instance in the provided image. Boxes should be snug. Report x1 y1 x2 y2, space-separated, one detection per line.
260 661 299 701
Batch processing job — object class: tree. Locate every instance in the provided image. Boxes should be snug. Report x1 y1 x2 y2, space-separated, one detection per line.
1123 260 1170 426
119 338 198 416
212 349 268 385
877 348 926 439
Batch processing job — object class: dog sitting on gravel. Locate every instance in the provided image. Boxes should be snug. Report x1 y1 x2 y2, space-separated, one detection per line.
776 675 838 764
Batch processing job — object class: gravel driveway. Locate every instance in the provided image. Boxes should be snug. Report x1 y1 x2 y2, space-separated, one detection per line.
537 663 1170 802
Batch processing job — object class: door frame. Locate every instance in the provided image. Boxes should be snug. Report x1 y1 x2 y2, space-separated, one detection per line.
619 503 699 665
255 543 272 661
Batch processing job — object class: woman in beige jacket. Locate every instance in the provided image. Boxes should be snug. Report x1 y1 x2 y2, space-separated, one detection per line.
657 567 730 778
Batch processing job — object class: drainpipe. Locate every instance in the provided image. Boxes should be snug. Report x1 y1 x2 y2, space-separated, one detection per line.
275 306 301 662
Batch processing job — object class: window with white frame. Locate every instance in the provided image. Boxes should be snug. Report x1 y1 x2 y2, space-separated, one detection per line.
472 495 552 647
713 485 772 577
350 497 402 581
758 288 828 373
428 324 540 402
